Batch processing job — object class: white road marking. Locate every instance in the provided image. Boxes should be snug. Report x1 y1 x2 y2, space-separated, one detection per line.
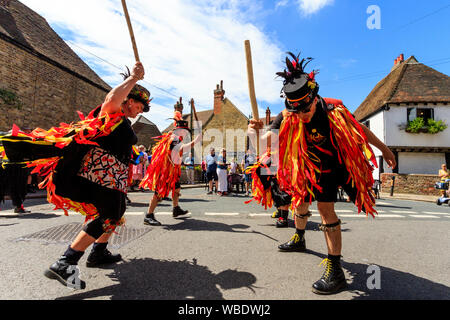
390 210 417 214
376 214 405 218
422 211 450 215
337 214 368 218
205 212 240 216
376 201 392 205
409 215 439 219
248 213 272 217
149 212 175 215
335 210 354 213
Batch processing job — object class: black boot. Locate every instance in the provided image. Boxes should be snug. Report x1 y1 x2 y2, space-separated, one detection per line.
278 233 306 252
86 242 122 268
276 210 289 228
44 247 86 289
312 256 347 295
144 213 162 226
14 205 31 213
172 206 189 218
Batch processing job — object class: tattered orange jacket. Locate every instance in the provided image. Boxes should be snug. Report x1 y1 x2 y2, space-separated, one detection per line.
277 98 378 216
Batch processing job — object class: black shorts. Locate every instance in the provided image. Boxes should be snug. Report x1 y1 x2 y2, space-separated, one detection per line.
207 171 218 182
310 165 357 203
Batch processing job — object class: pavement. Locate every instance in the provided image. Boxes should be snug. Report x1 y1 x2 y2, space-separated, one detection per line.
10 184 440 204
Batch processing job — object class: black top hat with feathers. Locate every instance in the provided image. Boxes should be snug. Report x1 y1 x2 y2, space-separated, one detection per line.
121 67 152 112
276 52 319 113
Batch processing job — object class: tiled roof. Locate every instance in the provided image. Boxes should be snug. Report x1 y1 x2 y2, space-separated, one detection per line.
0 0 110 91
354 56 450 121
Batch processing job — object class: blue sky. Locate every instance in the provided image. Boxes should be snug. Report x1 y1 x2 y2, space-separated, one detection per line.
21 0 450 130
264 0 450 113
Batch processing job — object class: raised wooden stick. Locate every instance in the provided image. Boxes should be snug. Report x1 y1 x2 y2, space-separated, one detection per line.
121 0 140 62
244 40 259 120
244 40 260 155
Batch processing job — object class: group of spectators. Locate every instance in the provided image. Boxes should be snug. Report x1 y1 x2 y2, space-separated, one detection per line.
129 145 152 191
201 147 255 196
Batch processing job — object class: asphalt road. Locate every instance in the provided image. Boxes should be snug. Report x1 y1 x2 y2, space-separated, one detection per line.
0 187 449 301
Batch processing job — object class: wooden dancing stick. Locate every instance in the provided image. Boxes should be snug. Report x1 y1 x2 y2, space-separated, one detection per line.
244 40 259 121
121 0 140 62
244 40 260 155
190 98 200 123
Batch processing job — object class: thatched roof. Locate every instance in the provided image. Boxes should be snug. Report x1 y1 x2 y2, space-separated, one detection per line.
354 56 450 121
162 109 214 133
0 0 110 91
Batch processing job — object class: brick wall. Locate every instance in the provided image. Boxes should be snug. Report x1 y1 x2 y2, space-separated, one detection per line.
380 173 441 196
0 39 108 131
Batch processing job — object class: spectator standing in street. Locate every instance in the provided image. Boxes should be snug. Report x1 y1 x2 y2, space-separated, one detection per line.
242 150 256 196
131 145 148 191
184 153 195 184
438 164 450 196
217 148 228 196
201 158 207 183
0 155 31 213
205 148 218 194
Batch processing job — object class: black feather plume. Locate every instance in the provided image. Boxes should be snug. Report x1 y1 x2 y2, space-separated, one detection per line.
276 52 315 84
120 66 131 80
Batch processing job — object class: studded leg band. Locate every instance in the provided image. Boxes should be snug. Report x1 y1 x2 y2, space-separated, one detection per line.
318 219 341 232
295 211 312 219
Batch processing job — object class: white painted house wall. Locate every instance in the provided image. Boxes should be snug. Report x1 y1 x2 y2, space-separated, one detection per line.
398 152 445 174
385 104 450 147
363 103 449 176
363 111 385 179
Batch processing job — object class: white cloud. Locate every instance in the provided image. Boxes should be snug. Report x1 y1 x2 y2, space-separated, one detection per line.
20 0 285 130
296 0 334 16
275 0 289 10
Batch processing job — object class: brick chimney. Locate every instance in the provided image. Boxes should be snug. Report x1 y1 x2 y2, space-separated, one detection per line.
265 107 271 126
174 97 183 113
213 80 225 115
392 53 405 70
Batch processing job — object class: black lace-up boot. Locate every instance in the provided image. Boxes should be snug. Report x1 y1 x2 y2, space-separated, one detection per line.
144 213 162 226
312 255 347 294
86 242 122 268
172 206 189 218
278 231 306 252
276 210 289 228
44 247 86 289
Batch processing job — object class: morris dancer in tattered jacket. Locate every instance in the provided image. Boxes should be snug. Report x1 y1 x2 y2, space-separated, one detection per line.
248 53 396 294
140 111 201 226
1 62 150 289
245 149 292 228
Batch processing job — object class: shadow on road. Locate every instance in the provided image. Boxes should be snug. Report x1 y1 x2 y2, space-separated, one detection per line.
0 212 60 219
306 250 450 299
57 258 258 300
163 218 278 241
375 204 413 210
178 198 211 203
128 202 170 208
258 220 351 233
